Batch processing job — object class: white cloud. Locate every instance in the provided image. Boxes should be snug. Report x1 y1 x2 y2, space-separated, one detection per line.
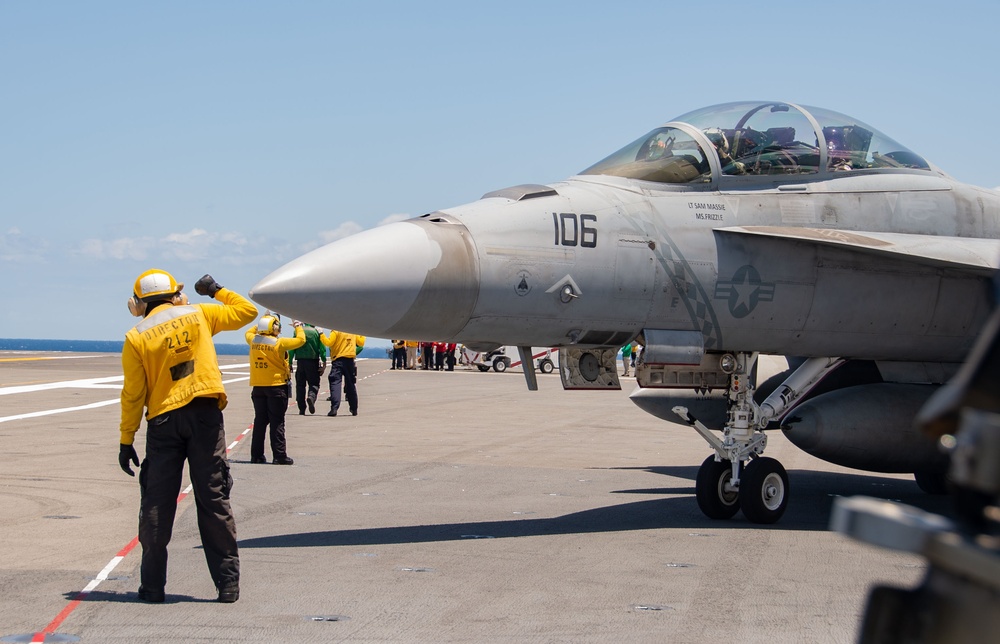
74 220 390 268
164 228 211 244
75 235 152 261
1 228 49 262
319 216 413 244
318 221 364 243
162 228 250 262
378 213 412 226
75 228 262 264
297 215 412 254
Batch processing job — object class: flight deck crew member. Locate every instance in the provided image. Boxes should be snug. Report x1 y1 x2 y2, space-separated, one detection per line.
434 341 446 370
322 329 365 416
405 340 418 369
118 270 257 604
391 339 406 370
420 341 434 370
246 314 305 464
289 322 326 415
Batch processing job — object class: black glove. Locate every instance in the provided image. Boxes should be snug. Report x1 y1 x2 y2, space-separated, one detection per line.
119 443 140 476
195 274 223 297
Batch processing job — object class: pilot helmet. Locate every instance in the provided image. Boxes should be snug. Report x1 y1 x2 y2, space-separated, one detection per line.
704 128 729 154
824 126 849 152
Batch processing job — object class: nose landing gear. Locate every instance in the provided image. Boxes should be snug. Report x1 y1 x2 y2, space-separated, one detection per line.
675 353 842 524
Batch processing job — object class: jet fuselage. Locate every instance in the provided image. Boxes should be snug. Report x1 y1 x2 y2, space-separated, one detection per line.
250 101 1000 523
254 172 999 367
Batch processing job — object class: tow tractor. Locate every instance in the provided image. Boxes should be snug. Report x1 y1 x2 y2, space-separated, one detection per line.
461 346 557 374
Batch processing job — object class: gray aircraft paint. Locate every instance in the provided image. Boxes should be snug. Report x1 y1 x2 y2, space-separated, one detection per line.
251 101 1000 523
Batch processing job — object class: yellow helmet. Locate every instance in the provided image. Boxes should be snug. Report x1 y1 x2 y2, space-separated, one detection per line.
258 313 281 336
133 269 184 302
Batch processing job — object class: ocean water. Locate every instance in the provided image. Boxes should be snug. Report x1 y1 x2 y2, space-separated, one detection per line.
0 338 250 356
0 338 391 358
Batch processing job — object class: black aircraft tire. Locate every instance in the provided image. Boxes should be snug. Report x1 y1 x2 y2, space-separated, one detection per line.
539 359 554 374
695 455 740 520
740 457 789 524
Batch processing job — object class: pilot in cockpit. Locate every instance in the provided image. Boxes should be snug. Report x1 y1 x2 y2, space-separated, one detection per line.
645 132 673 161
825 125 872 172
705 128 747 175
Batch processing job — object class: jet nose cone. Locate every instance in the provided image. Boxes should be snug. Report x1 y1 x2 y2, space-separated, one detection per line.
251 219 479 339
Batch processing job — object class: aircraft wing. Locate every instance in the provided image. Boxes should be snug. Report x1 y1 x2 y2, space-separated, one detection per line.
717 226 1000 275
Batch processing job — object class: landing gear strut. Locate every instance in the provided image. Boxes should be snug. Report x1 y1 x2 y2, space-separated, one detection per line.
674 353 842 524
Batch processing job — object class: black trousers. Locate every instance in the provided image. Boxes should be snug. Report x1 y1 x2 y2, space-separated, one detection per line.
328 357 358 413
294 358 321 412
139 397 238 592
251 385 290 460
392 347 405 369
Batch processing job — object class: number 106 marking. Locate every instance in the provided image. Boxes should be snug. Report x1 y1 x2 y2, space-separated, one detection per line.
552 213 597 248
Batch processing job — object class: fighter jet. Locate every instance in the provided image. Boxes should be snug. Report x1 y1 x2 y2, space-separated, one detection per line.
251 101 1000 524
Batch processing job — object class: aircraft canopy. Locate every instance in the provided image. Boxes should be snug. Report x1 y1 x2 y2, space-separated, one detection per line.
580 101 930 184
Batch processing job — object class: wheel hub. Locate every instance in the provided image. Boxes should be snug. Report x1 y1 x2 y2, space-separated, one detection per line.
718 475 738 505
761 473 784 510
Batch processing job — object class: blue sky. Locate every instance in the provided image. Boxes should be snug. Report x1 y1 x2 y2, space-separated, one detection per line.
2 1 998 344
